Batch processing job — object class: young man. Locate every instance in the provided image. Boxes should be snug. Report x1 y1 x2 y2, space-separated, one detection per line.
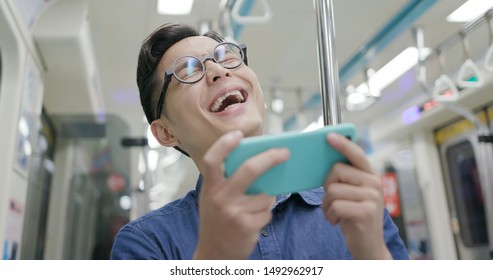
110 23 409 260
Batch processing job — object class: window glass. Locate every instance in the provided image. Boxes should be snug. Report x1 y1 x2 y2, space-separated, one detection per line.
446 140 488 247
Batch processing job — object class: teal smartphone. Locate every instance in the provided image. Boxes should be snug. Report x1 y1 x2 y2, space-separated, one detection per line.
224 123 356 195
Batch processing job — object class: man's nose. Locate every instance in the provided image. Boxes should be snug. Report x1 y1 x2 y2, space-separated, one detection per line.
204 60 231 83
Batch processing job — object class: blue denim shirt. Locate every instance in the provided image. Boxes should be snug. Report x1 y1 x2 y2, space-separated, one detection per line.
111 176 409 259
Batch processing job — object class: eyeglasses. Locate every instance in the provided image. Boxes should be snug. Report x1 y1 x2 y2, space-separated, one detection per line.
154 42 248 120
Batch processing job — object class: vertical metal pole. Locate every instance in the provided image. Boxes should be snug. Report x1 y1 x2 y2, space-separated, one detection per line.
314 0 341 125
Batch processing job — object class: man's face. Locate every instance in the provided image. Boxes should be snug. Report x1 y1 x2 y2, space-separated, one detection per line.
156 36 265 159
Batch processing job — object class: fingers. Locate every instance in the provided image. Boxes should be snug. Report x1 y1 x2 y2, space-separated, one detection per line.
229 148 290 194
322 178 382 226
325 133 380 191
323 199 379 225
238 194 275 228
202 131 290 194
196 132 284 259
202 130 244 183
323 133 389 259
324 162 381 191
244 210 273 231
322 162 383 224
322 182 380 204
327 133 374 174
239 194 276 212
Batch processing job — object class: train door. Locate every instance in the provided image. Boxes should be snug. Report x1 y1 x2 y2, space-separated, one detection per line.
436 110 492 259
391 148 433 259
20 110 56 259
369 142 433 259
43 114 132 259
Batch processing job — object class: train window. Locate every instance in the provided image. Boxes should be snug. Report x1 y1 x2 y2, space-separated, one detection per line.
445 140 488 247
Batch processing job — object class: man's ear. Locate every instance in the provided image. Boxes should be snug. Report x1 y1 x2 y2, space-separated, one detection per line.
150 119 181 147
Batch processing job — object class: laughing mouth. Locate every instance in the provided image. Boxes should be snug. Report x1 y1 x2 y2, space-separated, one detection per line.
210 90 246 112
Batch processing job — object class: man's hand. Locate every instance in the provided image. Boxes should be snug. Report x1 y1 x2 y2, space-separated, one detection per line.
322 133 392 260
193 130 290 259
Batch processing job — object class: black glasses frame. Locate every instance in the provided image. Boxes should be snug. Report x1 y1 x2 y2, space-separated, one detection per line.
154 42 248 121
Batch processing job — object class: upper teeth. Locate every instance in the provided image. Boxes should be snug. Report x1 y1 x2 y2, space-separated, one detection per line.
211 90 244 112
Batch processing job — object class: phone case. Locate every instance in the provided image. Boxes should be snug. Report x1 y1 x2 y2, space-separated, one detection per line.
225 123 356 195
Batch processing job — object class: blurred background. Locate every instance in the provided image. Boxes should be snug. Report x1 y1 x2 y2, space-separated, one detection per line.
1 0 493 259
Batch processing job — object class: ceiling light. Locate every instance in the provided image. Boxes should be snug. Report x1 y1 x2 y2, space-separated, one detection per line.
356 47 431 96
157 0 193 15
447 0 493 22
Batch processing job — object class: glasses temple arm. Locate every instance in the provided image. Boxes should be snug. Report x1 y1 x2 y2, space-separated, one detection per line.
155 74 172 120
240 44 248 65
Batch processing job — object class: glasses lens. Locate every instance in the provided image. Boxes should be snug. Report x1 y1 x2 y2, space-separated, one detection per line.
174 56 203 83
215 43 243 69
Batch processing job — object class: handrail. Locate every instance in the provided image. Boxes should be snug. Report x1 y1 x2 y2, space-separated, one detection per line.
414 27 489 136
422 8 493 63
484 13 493 72
432 74 459 102
231 0 272 25
456 59 484 88
485 44 493 72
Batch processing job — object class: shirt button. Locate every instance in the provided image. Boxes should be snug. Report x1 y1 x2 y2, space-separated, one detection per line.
260 229 269 237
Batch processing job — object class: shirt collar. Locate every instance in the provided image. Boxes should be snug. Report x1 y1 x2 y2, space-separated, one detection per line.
194 174 204 198
275 188 323 207
194 175 322 206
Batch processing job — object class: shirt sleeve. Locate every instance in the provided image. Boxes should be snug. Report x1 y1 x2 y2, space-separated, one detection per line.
383 209 410 260
110 224 164 260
